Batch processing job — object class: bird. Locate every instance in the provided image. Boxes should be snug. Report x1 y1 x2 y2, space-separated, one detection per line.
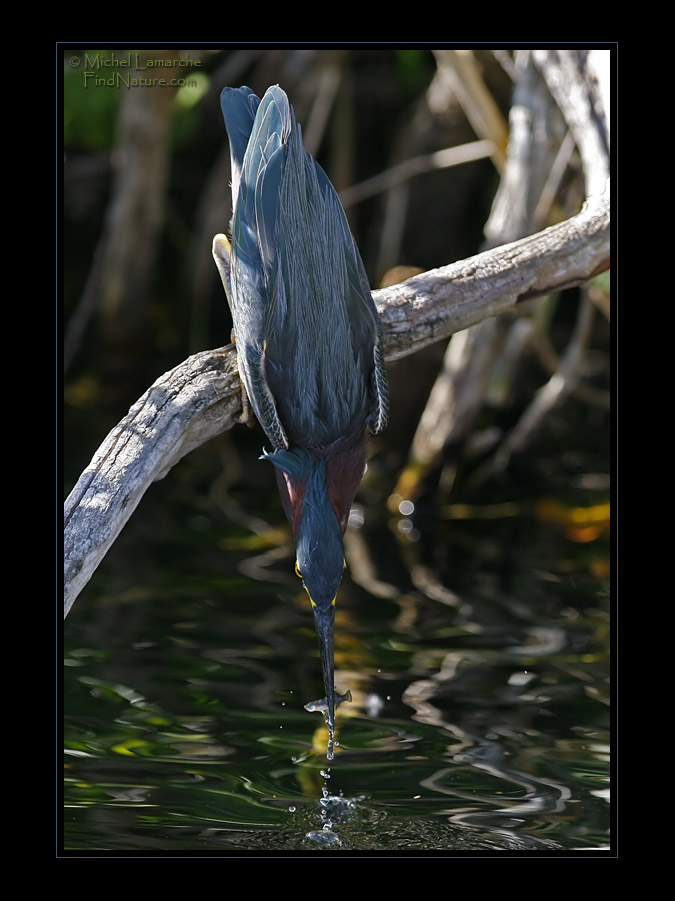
212 85 388 759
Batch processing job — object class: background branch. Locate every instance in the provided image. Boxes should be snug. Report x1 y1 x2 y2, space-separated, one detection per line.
397 48 610 500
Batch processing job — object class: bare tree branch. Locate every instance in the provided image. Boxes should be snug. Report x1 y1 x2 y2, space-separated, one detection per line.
379 187 608 362
64 346 243 616
398 48 611 493
431 49 509 170
338 139 495 207
64 187 609 617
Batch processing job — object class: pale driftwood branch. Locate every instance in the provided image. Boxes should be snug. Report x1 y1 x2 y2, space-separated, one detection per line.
64 187 610 617
532 49 610 197
379 187 609 362
64 347 242 617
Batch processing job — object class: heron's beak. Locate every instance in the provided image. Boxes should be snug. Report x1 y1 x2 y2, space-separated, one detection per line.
315 603 336 734
304 603 351 759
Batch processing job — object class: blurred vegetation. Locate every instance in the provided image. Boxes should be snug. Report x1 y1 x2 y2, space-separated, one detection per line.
63 47 610 541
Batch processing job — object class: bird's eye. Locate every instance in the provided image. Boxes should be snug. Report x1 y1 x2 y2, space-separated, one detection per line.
295 562 302 579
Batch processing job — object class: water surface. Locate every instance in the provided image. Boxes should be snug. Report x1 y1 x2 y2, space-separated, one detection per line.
63 451 611 855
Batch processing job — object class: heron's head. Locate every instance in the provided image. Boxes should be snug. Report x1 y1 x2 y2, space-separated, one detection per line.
295 471 345 743
263 448 347 738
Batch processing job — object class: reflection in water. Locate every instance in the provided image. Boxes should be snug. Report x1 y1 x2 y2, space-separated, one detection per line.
64 465 610 852
423 742 571 839
399 617 603 847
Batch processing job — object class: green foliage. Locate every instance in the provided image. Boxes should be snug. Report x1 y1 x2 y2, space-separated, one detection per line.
395 49 432 90
170 71 210 149
63 50 123 151
63 50 210 152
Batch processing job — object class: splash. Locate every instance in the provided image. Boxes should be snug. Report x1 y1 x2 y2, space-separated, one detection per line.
306 782 362 846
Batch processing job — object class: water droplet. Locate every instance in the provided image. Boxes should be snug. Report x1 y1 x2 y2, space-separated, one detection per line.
306 829 341 846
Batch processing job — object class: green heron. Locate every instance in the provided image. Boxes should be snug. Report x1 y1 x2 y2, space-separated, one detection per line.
212 85 388 758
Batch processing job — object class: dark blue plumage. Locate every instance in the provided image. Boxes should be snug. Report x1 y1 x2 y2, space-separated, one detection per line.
213 85 388 756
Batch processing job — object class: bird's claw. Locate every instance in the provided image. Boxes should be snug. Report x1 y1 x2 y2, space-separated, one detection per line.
235 375 256 428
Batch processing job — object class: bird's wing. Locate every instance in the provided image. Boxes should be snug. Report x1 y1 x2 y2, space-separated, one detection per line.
324 176 389 437
220 86 291 449
257 113 389 447
221 85 388 449
220 86 260 220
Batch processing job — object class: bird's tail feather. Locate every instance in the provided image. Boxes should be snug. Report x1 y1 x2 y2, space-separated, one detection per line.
220 85 260 211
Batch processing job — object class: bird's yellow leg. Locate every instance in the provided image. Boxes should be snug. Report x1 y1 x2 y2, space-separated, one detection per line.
212 234 232 299
212 234 255 428
235 372 256 428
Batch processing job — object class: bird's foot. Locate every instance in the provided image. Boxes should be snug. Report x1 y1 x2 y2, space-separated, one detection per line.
227 360 256 428
236 382 256 428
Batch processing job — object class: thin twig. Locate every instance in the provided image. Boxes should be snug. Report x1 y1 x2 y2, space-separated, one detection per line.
339 140 494 207
482 288 600 480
